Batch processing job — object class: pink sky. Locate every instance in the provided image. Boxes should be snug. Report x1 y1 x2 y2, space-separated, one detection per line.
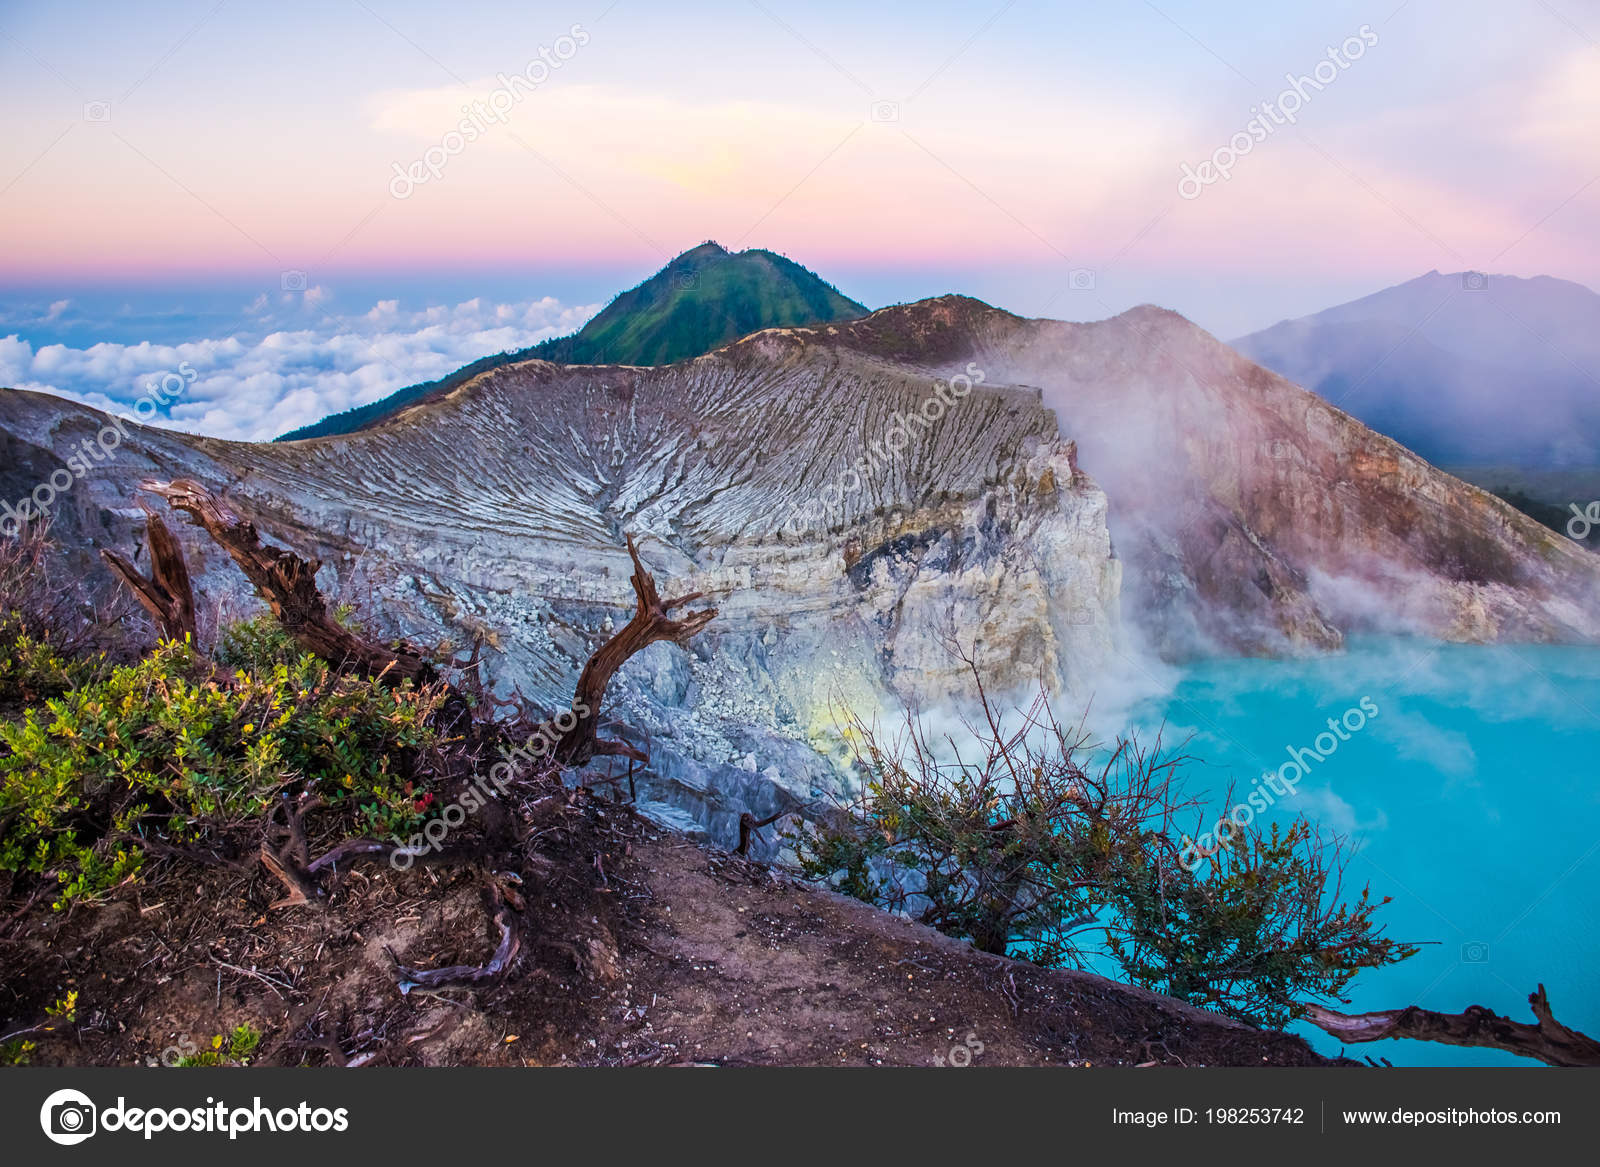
1 0 1596 333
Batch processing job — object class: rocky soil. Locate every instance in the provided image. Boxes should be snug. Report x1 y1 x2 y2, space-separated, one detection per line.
0 791 1337 1069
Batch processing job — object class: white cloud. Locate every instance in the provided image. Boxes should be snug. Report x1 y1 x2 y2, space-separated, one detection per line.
0 294 600 441
1296 784 1389 837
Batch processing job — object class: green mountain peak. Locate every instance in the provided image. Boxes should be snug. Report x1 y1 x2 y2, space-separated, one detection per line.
277 244 866 441
561 242 865 368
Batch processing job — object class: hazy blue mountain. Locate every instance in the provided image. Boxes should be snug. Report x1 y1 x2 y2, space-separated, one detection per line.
1232 271 1600 469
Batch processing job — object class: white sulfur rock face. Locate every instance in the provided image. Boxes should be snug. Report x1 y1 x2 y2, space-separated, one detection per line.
0 325 1121 853
5 294 1596 851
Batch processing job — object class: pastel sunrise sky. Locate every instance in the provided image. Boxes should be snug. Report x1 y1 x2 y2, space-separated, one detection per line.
1 0 1596 438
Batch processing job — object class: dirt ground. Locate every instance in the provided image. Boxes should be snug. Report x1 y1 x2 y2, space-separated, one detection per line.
598 840 1335 1067
0 790 1339 1069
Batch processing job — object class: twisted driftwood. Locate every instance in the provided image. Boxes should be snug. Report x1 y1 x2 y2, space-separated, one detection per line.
1304 984 1600 1067
553 534 716 767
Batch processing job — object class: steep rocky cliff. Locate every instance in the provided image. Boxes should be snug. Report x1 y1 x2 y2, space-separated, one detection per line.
0 331 1120 849
778 296 1600 656
4 295 1596 846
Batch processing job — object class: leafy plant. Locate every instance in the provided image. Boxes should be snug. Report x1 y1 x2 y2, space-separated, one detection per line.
0 620 102 705
176 1024 263 1067
216 608 370 672
0 636 446 905
214 613 298 671
1104 820 1413 1025
791 658 1415 1029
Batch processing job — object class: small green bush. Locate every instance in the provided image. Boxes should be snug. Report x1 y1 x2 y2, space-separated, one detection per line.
214 613 298 671
793 675 1415 1029
1104 819 1411 1025
0 619 102 705
0 637 446 906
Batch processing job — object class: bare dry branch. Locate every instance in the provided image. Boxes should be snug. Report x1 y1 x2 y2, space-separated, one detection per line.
1304 984 1600 1067
554 534 716 767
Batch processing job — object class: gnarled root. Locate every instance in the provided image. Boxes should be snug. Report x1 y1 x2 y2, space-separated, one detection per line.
388 872 524 994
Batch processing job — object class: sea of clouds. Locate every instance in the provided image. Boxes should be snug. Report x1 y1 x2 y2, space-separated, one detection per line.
0 287 601 442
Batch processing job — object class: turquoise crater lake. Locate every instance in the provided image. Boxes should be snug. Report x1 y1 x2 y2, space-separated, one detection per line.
1125 639 1600 1066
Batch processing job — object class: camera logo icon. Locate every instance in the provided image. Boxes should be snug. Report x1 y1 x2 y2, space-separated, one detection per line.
280 270 308 292
870 100 900 123
1462 271 1489 292
1068 268 1096 291
83 101 111 123
40 1088 97 1145
1461 940 1490 963
670 269 700 292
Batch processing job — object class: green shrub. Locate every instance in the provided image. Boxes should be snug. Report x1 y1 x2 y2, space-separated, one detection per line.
0 638 446 906
215 607 372 672
0 619 102 705
214 613 298 671
1104 819 1411 1026
792 676 1415 1029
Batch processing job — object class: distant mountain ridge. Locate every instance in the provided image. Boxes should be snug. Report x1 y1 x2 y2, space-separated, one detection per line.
1232 270 1600 469
277 242 867 441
